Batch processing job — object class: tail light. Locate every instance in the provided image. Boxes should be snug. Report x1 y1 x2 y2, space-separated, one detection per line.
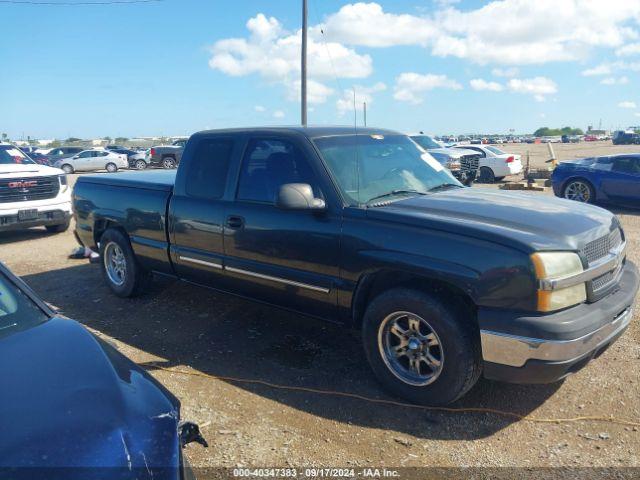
506 156 514 163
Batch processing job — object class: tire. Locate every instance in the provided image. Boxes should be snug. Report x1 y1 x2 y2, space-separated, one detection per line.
362 288 481 405
135 159 147 170
162 156 176 169
61 164 74 174
99 228 151 297
106 162 118 173
45 219 70 233
563 179 595 203
478 167 496 183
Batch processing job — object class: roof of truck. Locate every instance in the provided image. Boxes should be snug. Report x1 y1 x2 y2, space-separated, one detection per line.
193 126 401 139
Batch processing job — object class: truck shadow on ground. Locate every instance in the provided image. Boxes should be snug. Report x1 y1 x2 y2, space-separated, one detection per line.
23 262 562 441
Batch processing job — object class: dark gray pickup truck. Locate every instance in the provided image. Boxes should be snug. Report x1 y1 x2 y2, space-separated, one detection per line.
73 127 638 405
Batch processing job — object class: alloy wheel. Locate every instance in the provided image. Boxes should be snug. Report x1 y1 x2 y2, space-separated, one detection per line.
377 311 444 386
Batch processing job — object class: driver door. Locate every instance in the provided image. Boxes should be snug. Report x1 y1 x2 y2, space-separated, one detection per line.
73 151 94 171
222 136 341 319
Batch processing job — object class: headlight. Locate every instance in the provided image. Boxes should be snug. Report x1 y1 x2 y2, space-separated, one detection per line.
447 160 461 171
59 174 68 192
531 252 586 312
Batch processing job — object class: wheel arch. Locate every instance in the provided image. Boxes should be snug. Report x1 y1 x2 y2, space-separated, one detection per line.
351 269 478 329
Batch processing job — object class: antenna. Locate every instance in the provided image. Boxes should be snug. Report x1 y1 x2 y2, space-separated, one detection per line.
301 0 308 127
353 87 357 129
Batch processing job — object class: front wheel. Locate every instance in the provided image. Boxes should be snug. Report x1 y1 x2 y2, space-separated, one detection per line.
362 288 481 405
162 157 176 169
563 179 594 203
61 164 74 174
99 228 151 297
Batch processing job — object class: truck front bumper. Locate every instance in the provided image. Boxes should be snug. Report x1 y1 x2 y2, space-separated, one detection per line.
0 200 72 232
479 261 638 384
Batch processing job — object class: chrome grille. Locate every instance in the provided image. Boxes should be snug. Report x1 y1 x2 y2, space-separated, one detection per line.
581 229 623 266
460 155 480 173
0 176 60 204
592 271 614 291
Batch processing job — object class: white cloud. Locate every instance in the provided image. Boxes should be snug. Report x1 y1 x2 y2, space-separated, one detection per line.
616 42 640 56
582 60 640 76
336 82 387 116
284 79 335 105
316 1 640 65
618 101 637 109
433 0 460 7
272 110 285 119
318 3 437 48
491 67 519 77
635 112 640 117
254 105 266 112
209 13 371 105
393 73 462 104
507 77 557 102
469 78 504 91
600 76 629 85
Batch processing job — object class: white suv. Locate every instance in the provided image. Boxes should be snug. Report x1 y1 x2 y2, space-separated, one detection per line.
0 143 72 233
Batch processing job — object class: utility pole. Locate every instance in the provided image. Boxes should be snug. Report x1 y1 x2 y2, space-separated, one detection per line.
301 0 308 127
363 102 367 127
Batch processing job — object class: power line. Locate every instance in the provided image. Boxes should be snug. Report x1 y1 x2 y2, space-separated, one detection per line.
0 0 162 4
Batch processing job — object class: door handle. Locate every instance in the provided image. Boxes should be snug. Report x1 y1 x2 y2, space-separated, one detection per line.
226 215 244 229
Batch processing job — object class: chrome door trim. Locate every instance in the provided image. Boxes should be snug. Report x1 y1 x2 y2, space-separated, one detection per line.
225 266 330 294
178 255 223 270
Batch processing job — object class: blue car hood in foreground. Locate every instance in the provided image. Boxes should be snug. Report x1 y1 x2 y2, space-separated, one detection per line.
0 317 181 479
368 187 617 252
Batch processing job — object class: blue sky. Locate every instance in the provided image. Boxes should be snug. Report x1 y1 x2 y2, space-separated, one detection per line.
2 0 640 140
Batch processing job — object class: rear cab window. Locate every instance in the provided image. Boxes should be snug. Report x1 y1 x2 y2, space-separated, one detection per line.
185 138 235 200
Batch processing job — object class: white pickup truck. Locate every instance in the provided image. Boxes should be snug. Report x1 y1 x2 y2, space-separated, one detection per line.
0 143 72 233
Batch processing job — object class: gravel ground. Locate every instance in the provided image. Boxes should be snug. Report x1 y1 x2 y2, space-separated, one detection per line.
0 141 638 471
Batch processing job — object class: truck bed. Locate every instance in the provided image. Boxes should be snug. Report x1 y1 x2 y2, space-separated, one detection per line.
76 170 176 192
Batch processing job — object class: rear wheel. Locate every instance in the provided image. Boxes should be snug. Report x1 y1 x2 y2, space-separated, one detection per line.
99 228 151 297
478 167 496 183
563 179 594 203
362 288 481 405
61 164 74 174
106 162 118 173
162 156 176 169
135 159 147 170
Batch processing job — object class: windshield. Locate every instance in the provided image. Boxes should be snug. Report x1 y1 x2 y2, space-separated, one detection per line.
485 146 505 155
410 135 442 150
0 146 36 165
0 271 48 339
314 134 461 205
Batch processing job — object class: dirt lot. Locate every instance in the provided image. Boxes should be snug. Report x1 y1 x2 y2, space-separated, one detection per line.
1 141 639 471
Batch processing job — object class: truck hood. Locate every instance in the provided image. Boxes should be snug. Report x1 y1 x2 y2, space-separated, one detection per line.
0 318 180 476
368 187 617 252
0 163 64 176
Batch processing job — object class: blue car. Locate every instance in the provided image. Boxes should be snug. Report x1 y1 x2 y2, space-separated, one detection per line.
552 154 640 206
0 262 202 479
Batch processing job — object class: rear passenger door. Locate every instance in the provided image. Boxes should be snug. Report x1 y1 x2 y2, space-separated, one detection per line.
223 136 341 319
169 136 237 287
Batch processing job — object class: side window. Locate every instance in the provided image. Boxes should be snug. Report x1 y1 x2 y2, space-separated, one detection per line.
236 139 320 204
185 138 234 200
612 157 640 174
78 151 92 158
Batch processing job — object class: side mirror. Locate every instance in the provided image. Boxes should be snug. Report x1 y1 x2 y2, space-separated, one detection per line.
72 155 79 159
276 183 326 211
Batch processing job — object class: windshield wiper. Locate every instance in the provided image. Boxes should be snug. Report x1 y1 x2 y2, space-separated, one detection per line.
428 183 463 192
367 190 427 204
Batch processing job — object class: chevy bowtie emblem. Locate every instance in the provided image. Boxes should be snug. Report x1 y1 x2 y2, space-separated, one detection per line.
8 181 37 188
